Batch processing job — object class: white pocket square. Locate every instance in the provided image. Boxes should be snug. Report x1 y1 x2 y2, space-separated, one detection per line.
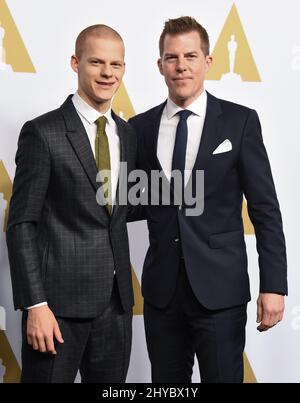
213 139 232 155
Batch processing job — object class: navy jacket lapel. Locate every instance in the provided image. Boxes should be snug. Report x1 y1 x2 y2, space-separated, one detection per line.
145 101 180 202
187 92 223 189
145 102 166 172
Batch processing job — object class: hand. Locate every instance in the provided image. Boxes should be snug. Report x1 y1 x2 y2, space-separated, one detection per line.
27 305 64 354
256 293 285 332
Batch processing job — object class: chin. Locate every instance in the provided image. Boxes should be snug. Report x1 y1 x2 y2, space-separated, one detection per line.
174 91 191 101
94 93 113 102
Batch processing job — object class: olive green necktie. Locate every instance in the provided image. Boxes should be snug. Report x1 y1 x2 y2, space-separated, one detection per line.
95 116 112 214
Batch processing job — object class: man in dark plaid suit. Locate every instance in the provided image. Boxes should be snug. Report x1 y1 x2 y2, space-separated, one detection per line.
6 25 136 383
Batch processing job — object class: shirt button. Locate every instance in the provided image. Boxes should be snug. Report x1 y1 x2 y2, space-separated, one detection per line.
179 206 182 211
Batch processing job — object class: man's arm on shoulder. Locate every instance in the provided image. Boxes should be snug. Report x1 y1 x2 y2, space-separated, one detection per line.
126 116 147 222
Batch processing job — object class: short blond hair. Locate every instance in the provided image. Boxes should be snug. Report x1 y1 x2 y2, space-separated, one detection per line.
75 24 124 59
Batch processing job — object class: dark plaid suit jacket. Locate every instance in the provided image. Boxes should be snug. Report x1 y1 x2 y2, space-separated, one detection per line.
6 95 136 318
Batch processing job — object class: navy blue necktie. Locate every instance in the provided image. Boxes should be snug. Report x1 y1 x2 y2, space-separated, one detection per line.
172 109 193 176
171 110 193 206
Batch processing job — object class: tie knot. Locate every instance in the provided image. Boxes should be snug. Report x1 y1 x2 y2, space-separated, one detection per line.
177 110 193 121
95 116 107 132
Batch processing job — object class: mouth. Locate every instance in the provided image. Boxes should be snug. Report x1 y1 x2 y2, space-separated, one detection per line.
173 77 192 82
95 81 115 88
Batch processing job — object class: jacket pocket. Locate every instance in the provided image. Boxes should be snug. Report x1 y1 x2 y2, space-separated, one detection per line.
209 229 244 249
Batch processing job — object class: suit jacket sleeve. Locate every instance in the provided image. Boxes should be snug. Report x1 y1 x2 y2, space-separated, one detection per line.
238 109 288 295
6 120 51 309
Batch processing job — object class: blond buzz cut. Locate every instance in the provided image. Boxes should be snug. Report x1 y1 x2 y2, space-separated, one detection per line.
75 24 124 60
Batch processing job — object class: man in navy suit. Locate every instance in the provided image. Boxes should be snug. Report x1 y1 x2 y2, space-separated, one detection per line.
128 16 287 383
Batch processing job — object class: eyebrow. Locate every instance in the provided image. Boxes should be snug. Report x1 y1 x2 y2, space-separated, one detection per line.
163 53 177 58
88 57 124 63
164 51 199 57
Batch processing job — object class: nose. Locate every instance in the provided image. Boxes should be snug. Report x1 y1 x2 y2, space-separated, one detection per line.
176 56 187 73
101 63 113 78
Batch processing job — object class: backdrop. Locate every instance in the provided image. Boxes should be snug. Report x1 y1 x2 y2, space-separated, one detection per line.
0 0 299 383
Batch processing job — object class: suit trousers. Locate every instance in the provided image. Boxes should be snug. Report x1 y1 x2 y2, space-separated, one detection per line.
144 260 247 383
21 280 132 383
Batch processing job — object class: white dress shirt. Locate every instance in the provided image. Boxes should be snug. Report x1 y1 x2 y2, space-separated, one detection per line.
157 90 207 186
27 93 120 310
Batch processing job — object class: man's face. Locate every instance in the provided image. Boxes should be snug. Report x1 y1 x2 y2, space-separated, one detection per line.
158 31 212 108
71 35 125 112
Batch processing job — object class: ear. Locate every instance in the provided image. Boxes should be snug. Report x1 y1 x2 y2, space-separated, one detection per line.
205 55 213 73
157 58 163 76
71 55 79 73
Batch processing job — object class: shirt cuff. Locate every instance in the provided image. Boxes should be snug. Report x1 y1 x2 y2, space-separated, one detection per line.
26 302 48 310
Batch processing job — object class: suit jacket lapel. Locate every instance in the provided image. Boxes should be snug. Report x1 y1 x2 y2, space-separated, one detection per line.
146 102 166 172
61 96 109 220
61 96 99 191
144 101 190 205
187 92 223 191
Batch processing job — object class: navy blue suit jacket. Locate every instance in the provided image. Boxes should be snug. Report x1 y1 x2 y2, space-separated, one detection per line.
129 92 287 310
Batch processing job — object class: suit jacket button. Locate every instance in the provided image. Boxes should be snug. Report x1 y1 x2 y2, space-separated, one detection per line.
174 238 180 243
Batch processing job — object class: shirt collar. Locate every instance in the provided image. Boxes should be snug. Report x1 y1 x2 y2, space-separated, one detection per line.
72 92 114 126
166 90 207 120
